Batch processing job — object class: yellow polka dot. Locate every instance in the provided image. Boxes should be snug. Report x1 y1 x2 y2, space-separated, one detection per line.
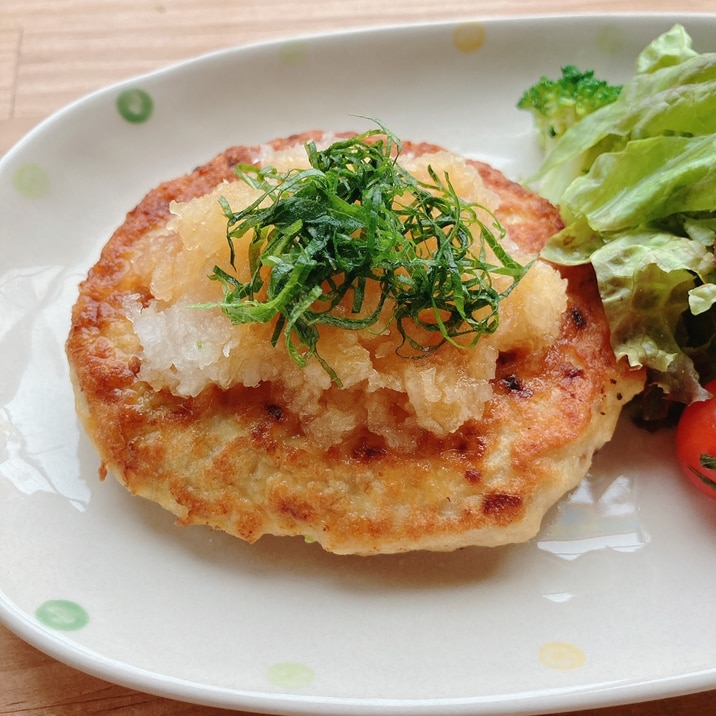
538 641 586 670
453 23 486 53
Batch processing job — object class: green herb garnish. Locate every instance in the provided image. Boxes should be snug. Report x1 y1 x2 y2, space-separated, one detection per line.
206 124 527 384
690 454 716 492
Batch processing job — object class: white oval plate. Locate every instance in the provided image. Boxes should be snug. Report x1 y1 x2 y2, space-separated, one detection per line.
2 13 716 716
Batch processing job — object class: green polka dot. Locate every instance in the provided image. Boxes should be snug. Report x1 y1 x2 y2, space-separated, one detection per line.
595 24 625 55
267 661 314 689
35 599 89 631
117 88 154 123
279 40 308 66
12 163 50 198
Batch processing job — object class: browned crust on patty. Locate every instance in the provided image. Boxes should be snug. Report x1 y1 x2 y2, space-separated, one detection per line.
66 132 645 555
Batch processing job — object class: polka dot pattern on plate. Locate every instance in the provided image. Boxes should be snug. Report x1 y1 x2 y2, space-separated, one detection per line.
266 661 315 689
12 163 50 198
116 88 154 123
595 24 625 55
279 40 309 66
453 23 486 53
538 641 586 670
35 600 89 631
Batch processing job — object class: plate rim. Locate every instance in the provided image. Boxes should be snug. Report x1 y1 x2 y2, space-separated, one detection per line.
3 586 716 715
1 10 712 165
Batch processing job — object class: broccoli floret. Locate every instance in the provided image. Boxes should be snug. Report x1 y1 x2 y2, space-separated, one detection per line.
517 65 622 152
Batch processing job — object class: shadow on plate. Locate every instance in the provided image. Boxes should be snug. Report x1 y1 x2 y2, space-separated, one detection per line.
120 479 512 593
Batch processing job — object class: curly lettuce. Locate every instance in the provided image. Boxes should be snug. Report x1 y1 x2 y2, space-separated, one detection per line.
522 25 716 403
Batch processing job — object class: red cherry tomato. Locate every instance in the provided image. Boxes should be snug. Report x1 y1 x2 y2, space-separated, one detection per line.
676 379 716 499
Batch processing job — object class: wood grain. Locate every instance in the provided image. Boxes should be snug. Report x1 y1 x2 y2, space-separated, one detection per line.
0 0 710 154
1 1 715 714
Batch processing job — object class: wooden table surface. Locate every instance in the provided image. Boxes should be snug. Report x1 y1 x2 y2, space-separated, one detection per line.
1 0 715 714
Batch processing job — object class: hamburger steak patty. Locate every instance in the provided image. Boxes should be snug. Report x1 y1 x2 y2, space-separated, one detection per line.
66 131 644 555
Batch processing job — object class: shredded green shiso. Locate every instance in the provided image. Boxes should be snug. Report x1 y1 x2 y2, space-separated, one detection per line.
203 124 527 384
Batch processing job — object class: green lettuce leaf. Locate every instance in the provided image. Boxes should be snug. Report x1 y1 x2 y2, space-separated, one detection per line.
558 135 716 232
587 231 715 401
530 24 716 403
534 25 716 203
